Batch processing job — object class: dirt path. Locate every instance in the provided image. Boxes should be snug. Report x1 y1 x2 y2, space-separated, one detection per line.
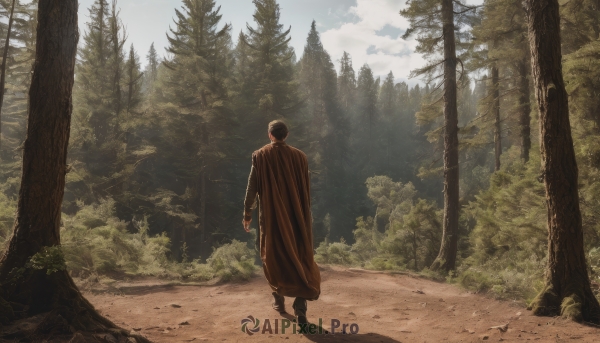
85 266 598 342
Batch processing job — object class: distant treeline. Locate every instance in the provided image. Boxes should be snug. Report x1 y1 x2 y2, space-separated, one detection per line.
0 0 460 262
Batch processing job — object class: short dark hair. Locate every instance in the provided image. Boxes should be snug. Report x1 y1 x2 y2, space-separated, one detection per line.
268 120 289 140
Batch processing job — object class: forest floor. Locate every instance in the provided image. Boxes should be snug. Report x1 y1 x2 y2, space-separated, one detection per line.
83 265 599 343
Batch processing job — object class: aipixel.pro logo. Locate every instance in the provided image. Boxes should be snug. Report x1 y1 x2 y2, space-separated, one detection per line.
241 316 360 336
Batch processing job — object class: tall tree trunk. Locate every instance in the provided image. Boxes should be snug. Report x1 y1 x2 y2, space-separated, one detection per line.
526 0 600 323
127 58 134 114
200 120 209 250
0 0 79 292
110 1 122 135
0 1 149 339
99 0 105 65
0 0 17 155
200 170 206 244
430 0 459 272
492 65 501 171
518 60 531 162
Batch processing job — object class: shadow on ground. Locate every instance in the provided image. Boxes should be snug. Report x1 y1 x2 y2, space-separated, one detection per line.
302 332 401 342
281 318 401 343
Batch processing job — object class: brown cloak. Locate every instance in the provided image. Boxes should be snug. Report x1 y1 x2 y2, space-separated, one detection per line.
244 142 321 300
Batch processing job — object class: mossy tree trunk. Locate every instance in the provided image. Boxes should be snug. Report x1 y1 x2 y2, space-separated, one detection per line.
430 0 459 273
0 1 150 340
526 0 600 323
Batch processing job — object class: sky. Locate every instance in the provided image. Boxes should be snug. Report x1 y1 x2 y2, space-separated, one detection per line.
76 0 432 85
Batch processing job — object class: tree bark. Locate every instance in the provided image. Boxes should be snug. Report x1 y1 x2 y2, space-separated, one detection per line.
0 1 149 339
492 65 501 171
526 0 600 323
0 0 79 288
517 60 531 162
430 0 459 272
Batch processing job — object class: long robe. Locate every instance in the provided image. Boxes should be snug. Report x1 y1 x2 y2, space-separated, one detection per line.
244 141 321 300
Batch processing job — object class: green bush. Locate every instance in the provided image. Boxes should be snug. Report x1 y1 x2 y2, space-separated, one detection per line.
315 238 355 265
589 248 600 298
28 246 67 275
0 197 260 284
61 199 177 278
61 200 261 283
349 217 381 263
459 148 557 300
315 176 442 272
186 240 259 282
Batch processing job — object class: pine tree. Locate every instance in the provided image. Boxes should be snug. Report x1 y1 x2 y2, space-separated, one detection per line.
356 64 379 141
517 59 532 162
0 0 37 168
145 0 235 259
376 72 422 184
337 51 356 113
140 42 159 93
146 42 158 81
237 0 300 135
336 51 370 238
401 0 478 272
491 62 501 170
348 63 379 204
298 21 350 241
560 0 600 132
379 72 395 120
231 1 302 245
560 0 600 55
67 0 128 213
526 0 600 323
108 0 126 133
299 21 327 131
469 0 532 164
72 0 115 148
559 5 600 265
124 44 142 114
0 0 17 153
377 72 396 175
0 2 147 339
396 81 421 178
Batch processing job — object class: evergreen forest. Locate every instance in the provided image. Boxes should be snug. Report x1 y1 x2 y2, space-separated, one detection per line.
0 0 598 327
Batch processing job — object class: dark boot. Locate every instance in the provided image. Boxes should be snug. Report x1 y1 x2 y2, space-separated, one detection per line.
272 292 286 313
293 297 308 325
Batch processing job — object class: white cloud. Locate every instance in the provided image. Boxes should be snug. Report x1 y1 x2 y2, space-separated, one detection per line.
348 0 409 31
321 0 426 85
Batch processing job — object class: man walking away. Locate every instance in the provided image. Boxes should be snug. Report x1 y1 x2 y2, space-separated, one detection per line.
243 120 321 325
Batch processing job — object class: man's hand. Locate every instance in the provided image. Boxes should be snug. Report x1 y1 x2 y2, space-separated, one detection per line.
243 218 252 233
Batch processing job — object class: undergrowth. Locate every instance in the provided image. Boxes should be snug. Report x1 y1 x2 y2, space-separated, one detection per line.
316 176 442 272
0 198 258 284
316 165 600 304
